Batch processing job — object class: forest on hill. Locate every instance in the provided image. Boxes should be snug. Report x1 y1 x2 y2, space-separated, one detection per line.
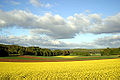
0 44 120 57
0 44 70 57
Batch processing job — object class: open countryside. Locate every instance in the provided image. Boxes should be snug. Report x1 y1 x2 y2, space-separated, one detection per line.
0 44 120 79
0 59 120 80
0 0 120 80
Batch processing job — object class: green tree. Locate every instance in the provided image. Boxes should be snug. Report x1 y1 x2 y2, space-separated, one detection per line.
18 49 24 56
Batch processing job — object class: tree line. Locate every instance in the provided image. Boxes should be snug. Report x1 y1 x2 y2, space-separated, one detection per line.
0 44 120 57
100 47 120 56
68 47 120 56
0 44 70 57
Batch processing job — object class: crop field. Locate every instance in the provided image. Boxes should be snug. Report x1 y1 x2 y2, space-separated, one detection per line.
0 55 119 62
54 56 79 58
0 58 120 80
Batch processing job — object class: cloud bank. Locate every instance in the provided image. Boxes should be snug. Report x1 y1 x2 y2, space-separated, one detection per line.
0 10 120 39
0 9 120 48
0 35 119 48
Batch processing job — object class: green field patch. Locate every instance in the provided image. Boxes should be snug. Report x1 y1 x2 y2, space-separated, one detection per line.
29 55 66 59
0 55 119 62
0 56 44 61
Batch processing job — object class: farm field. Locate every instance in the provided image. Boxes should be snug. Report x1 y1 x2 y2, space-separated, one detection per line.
0 58 120 80
0 55 119 62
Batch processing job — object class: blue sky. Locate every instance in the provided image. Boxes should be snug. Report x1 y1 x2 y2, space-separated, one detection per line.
1 0 120 16
0 0 120 48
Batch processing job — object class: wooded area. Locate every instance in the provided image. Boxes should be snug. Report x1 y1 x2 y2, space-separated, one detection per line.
0 44 70 57
0 44 120 57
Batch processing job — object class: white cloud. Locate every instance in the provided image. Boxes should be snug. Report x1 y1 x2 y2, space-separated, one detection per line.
10 1 21 5
88 14 102 24
30 0 52 8
0 34 93 48
0 9 120 40
94 35 120 48
88 13 120 34
0 35 66 48
30 0 40 7
0 19 6 27
0 35 119 48
0 10 78 39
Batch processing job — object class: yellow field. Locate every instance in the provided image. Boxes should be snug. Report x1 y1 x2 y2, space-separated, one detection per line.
0 59 120 80
54 56 79 58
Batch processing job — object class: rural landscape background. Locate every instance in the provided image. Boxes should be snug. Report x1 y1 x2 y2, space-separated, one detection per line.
0 0 120 80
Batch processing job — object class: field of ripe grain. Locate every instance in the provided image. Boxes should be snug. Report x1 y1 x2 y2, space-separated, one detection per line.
0 59 120 80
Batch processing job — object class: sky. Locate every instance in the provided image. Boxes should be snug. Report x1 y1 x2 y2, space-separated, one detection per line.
0 0 120 49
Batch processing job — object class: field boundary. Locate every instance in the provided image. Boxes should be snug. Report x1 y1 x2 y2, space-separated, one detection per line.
0 57 119 62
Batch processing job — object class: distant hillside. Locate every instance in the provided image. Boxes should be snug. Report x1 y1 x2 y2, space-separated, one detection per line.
0 44 120 57
68 48 120 56
0 44 70 57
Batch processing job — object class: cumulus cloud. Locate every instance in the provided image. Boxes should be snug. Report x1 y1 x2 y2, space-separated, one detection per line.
0 35 96 48
94 35 120 48
0 10 82 39
0 9 120 39
0 34 119 48
0 35 66 48
30 0 52 8
63 35 120 48
89 13 120 34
